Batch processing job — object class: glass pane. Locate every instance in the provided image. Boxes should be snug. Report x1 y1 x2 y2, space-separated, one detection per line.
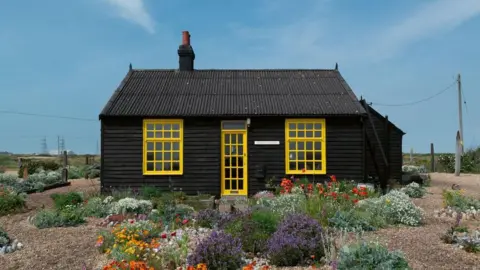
238 168 244 178
225 146 230 155
306 142 313 150
306 123 313 130
173 152 179 160
155 162 162 170
155 124 162 130
225 157 230 167
289 142 296 150
314 131 321 138
155 142 162 151
146 162 154 171
306 162 314 170
298 152 305 160
298 162 306 170
155 152 162 160
164 124 171 130
306 131 313 138
172 123 180 130
315 152 322 160
231 135 236 144
146 142 154 151
288 123 296 129
289 131 295 137
298 131 305 137
238 157 243 167
231 146 237 154
164 162 171 170
155 131 162 138
238 179 244 189
173 142 179 150
314 142 321 150
232 169 237 178
146 152 154 161
146 132 154 138
231 179 237 189
225 179 230 189
314 123 322 130
164 142 171 150
225 169 231 178
172 162 180 170
289 162 296 170
225 134 230 143
146 124 154 130
298 123 305 129
231 157 237 167
222 121 245 130
315 162 322 170
306 151 314 160
238 146 244 155
172 132 180 138
298 142 304 150
289 152 296 160
238 134 243 144
164 132 171 138
164 152 171 160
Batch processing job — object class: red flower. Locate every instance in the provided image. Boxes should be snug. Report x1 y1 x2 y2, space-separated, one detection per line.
129 220 135 224
171 231 177 237
353 199 359 204
330 175 337 182
161 233 167 238
352 187 358 194
182 219 189 225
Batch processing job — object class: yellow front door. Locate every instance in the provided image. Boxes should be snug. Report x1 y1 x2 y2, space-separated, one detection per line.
221 121 248 196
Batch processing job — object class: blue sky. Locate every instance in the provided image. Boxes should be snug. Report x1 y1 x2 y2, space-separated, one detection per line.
0 0 479 154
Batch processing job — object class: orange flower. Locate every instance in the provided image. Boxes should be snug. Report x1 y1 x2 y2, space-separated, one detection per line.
329 175 337 182
352 187 358 194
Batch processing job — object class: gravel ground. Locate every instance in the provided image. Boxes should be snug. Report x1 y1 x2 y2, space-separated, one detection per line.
1 174 480 270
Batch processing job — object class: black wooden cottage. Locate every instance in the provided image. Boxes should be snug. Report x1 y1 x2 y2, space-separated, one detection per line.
99 31 404 197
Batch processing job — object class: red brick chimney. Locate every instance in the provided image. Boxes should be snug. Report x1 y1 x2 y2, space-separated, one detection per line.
182 31 191 46
178 30 195 71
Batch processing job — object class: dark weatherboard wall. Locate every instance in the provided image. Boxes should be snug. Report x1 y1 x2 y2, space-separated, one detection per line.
101 116 365 196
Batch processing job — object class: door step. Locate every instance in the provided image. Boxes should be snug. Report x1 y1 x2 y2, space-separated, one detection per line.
218 195 248 213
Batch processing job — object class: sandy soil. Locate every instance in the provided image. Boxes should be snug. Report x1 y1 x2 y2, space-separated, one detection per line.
1 174 480 270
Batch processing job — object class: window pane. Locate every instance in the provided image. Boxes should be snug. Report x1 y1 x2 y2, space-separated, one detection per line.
298 152 305 160
146 152 154 161
232 169 237 178
306 131 313 138
314 123 322 130
314 131 321 138
288 131 295 137
225 134 230 144
238 146 244 155
222 121 245 129
172 123 180 130
306 162 314 170
298 162 306 170
172 131 180 138
225 168 231 178
231 135 236 143
225 179 230 189
172 142 179 150
238 134 243 144
146 142 154 151
298 142 304 150
155 162 162 171
155 152 162 160
314 142 321 150
147 132 154 138
306 123 313 130
289 162 296 170
164 142 171 150
306 151 314 160
298 131 305 137
314 162 322 170
155 124 162 130
231 179 237 189
173 152 179 160
298 123 305 129
288 123 296 130
155 142 162 151
164 152 171 161
155 131 162 138
164 132 171 138
289 152 296 160
238 157 244 167
164 124 171 130
315 152 322 160
146 162 154 171
164 162 171 170
289 142 296 150
172 162 180 170
306 142 313 150
146 124 154 130
238 168 244 178
238 179 244 189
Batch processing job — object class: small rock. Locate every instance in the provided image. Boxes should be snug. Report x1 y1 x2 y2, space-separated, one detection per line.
17 242 23 249
0 246 5 254
11 239 18 251
5 246 12 253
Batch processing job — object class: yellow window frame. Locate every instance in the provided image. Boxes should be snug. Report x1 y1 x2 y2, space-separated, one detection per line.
285 119 326 174
143 119 184 175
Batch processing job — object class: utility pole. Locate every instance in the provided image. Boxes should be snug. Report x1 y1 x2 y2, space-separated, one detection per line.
57 135 60 156
458 74 464 155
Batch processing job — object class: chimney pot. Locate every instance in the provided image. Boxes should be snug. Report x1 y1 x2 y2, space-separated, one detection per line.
182 31 190 46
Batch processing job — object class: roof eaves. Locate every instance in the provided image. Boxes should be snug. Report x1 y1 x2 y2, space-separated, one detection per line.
99 69 135 120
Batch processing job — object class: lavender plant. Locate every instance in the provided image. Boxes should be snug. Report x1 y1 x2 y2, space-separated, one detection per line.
187 230 244 270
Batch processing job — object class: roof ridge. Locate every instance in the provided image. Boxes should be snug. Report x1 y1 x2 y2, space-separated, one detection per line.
131 68 338 72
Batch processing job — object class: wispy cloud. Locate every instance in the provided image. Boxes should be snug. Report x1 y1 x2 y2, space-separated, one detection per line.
229 0 480 66
104 0 155 34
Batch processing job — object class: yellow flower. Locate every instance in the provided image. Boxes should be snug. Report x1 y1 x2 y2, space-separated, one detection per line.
385 199 391 204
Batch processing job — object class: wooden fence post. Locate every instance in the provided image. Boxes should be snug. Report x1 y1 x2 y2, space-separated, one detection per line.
455 131 461 176
430 143 435 172
85 155 89 165
410 148 414 164
62 151 68 182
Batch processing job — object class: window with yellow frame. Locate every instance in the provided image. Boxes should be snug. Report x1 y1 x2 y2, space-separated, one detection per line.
285 119 326 174
143 119 183 175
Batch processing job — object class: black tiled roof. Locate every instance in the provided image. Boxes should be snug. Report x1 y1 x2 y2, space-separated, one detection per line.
99 69 366 117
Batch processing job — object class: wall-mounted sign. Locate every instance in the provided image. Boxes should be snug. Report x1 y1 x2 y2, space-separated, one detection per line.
254 141 280 145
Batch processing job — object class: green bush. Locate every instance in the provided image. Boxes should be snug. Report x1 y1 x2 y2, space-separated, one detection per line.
18 159 61 178
83 197 110 218
50 192 83 209
437 147 480 173
0 226 11 246
0 188 26 216
140 186 163 199
32 206 85 228
67 166 84 179
443 190 480 211
328 209 380 232
337 241 411 270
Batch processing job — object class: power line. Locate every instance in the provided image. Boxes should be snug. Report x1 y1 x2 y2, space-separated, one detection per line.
0 110 97 121
370 80 457 107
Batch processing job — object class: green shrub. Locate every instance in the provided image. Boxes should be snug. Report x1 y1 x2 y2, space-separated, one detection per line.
0 188 26 216
337 241 410 270
442 190 480 211
140 186 162 199
67 166 84 179
18 159 61 178
83 197 110 218
0 226 11 246
27 170 62 185
50 192 83 209
437 147 480 173
328 209 380 232
400 182 426 198
32 206 85 228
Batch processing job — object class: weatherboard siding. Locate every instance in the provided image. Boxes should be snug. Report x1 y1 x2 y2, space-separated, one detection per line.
101 116 365 196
